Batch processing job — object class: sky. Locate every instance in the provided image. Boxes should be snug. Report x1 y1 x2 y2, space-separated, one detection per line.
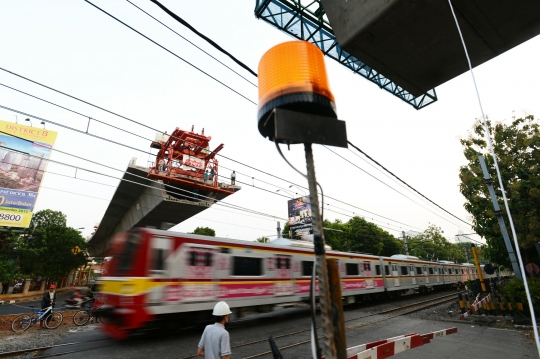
0 0 538 248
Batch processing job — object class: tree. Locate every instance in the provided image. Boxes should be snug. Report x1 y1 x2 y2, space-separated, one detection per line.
407 225 466 263
15 210 88 281
191 227 216 237
255 236 269 243
322 216 402 255
459 115 540 267
0 233 18 283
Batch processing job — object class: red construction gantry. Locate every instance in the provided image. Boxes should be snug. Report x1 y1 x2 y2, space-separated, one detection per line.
148 126 234 200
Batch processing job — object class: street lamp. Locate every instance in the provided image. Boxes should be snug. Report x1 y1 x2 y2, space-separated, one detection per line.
276 189 295 198
25 118 32 127
289 184 306 195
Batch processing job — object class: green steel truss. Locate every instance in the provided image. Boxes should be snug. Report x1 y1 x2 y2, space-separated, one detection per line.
255 0 437 110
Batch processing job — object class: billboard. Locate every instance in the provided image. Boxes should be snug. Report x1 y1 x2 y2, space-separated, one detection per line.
0 120 57 228
287 196 313 241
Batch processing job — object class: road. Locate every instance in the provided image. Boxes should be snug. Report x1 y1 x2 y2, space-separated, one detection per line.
38 308 535 359
0 292 71 316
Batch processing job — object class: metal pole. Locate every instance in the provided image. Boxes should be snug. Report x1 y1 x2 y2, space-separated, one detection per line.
471 244 487 293
478 155 522 281
402 231 409 256
304 143 345 359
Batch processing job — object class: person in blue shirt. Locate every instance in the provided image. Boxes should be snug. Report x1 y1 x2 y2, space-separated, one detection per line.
198 301 232 359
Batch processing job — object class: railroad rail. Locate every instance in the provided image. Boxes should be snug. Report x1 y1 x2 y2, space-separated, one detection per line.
0 291 458 359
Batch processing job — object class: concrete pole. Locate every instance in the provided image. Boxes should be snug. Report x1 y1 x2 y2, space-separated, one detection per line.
402 231 409 255
276 221 281 238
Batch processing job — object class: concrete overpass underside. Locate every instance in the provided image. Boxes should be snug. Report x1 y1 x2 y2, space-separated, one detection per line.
87 163 239 256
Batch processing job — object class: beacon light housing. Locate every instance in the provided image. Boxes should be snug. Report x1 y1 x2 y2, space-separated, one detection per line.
257 41 347 147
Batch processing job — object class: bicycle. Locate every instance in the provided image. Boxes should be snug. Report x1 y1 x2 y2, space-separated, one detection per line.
73 303 104 326
11 305 64 332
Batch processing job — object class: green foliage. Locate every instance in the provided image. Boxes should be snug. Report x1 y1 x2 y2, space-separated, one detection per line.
499 277 540 317
0 233 18 282
407 225 466 263
282 222 290 239
459 115 540 266
191 226 216 237
15 210 87 281
322 216 402 256
255 236 269 243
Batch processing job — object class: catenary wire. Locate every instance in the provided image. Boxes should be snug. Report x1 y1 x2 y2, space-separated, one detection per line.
83 0 256 105
347 140 472 226
324 145 465 229
0 86 421 231
125 0 257 87
0 73 449 230
148 0 258 78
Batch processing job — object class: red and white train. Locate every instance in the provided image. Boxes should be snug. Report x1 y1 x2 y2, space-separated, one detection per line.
97 228 504 339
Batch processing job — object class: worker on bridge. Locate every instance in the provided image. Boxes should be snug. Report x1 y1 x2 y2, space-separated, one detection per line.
197 301 232 359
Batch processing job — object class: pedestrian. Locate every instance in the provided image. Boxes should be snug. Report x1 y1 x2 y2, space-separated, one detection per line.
158 158 165 172
204 170 209 183
1 282 9 294
231 171 236 185
209 168 215 182
197 301 232 359
40 284 56 329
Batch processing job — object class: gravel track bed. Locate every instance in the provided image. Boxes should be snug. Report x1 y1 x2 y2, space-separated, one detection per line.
0 289 459 357
0 309 90 357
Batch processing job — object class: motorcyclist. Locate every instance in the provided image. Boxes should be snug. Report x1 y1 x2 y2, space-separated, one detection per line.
67 288 84 308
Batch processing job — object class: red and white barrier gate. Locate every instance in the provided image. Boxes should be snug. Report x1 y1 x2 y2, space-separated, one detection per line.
345 327 458 359
460 293 491 320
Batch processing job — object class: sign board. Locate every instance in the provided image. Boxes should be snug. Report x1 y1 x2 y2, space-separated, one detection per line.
0 120 57 228
71 246 82 255
287 196 313 241
182 155 205 171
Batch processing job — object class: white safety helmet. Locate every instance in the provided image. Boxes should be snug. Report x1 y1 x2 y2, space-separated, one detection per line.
212 301 232 316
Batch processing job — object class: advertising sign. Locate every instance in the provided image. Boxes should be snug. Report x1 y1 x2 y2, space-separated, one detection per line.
0 120 57 228
182 155 205 171
287 196 313 241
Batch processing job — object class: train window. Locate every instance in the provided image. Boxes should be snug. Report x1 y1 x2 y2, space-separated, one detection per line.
276 255 291 269
302 261 315 276
384 265 390 276
118 232 140 273
416 267 422 275
233 257 262 276
346 263 359 276
429 268 434 275
188 250 213 267
461 269 464 274
375 265 381 275
400 266 408 275
153 249 164 270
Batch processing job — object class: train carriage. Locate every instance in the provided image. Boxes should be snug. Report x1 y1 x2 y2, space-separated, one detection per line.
96 228 508 339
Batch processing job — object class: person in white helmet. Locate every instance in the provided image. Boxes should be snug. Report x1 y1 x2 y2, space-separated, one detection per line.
197 301 232 359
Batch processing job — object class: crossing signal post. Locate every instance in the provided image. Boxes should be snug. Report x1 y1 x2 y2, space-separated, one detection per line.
257 41 348 359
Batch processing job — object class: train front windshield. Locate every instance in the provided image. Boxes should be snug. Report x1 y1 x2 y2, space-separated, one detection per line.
107 231 141 276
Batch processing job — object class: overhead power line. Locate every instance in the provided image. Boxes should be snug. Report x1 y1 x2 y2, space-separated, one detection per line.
0 79 421 230
82 0 256 105
148 0 258 78
125 0 257 87
0 66 465 231
347 140 472 226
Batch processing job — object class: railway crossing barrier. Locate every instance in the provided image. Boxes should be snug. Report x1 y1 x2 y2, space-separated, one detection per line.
460 293 492 319
344 328 457 359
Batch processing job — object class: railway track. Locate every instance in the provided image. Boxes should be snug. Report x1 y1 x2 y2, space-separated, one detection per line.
0 291 459 359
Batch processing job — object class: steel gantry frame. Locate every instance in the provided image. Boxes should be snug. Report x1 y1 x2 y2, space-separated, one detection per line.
254 0 438 110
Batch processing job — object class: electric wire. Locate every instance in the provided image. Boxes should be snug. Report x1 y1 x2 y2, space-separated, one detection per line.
448 1 539 354
148 0 258 78
324 145 465 229
347 140 472 226
0 71 442 231
0 74 438 229
82 1 257 105
125 0 257 87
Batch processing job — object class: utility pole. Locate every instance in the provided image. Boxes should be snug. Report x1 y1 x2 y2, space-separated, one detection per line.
401 231 409 255
276 221 281 238
478 155 522 281
463 248 469 263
